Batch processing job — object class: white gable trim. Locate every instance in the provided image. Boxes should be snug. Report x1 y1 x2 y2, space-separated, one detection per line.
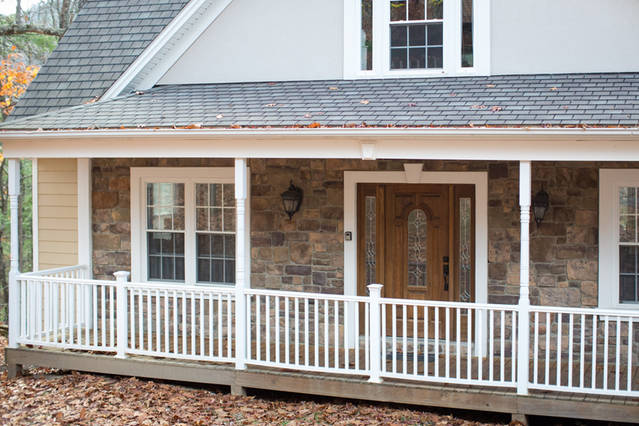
102 0 234 100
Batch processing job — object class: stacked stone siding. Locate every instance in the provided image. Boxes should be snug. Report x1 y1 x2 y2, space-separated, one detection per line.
90 158 638 308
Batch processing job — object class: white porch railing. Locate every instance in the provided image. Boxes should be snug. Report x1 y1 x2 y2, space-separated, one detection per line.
13 266 639 398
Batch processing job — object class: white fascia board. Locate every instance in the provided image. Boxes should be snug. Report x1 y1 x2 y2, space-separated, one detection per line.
2 127 639 161
102 0 233 100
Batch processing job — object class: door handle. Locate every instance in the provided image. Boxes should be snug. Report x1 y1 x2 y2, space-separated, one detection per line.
443 256 449 291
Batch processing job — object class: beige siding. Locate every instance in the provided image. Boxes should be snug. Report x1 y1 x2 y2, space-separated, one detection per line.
38 159 78 270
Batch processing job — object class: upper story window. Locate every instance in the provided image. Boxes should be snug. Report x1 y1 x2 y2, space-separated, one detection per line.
347 0 489 78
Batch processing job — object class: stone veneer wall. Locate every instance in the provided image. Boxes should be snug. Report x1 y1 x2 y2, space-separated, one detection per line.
91 158 639 308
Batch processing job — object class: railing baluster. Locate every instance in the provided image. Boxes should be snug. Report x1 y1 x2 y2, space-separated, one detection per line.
159 290 163 353
568 313 574 388
324 299 329 368
285 297 290 364
190 291 196 355
173 291 178 355
43 281 50 343
256 294 261 362
92 284 97 347
84 285 90 346
392 304 397 374
266 295 271 363
468 307 473 380
276 295 281 364
305 298 310 367
295 297 299 365
218 293 223 357
199 292 204 356
579 313 585 389
511 311 516 384
246 294 252 361
20 280 26 340
402 304 407 375
148 290 153 352
555 313 563 386
628 318 633 392
604 315 609 390
139 289 144 351
314 298 319 368
334 300 339 369
489 309 494 382
533 311 539 385
545 312 550 386
226 293 232 359
164 290 169 354
181 291 186 355
414 305 419 376
615 316 621 391
365 302 370 372
127 286 132 350
445 307 450 379
478 308 483 382
434 307 439 378
382 303 387 374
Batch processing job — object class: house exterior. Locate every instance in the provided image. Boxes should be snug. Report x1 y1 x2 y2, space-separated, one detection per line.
2 0 639 422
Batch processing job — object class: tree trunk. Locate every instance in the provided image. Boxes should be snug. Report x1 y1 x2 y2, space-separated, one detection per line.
15 0 23 25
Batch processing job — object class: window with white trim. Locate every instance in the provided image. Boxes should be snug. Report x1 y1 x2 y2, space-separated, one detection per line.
346 0 488 78
599 170 639 309
131 168 237 286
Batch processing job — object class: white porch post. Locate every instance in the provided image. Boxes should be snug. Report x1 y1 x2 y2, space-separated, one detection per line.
367 284 383 383
114 271 130 358
517 160 531 395
235 158 249 370
8 159 21 349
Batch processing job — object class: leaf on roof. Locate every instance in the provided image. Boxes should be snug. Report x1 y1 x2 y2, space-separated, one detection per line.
328 86 339 91
485 84 496 88
360 100 370 105
308 122 321 128
490 106 503 112
184 123 202 129
265 103 277 107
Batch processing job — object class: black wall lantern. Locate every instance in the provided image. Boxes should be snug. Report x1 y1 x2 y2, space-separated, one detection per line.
532 187 550 226
281 181 303 220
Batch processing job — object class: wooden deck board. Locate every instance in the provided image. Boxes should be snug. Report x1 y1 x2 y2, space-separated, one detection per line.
6 347 639 423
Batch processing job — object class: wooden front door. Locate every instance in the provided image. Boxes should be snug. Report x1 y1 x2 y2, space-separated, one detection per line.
357 183 475 336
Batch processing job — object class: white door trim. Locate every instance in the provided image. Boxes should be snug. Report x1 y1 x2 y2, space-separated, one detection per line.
343 165 488 306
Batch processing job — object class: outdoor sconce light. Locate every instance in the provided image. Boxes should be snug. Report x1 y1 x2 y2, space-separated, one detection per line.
532 187 550 226
281 181 303 220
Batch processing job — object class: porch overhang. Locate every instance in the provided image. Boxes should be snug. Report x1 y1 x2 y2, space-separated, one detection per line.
3 127 639 161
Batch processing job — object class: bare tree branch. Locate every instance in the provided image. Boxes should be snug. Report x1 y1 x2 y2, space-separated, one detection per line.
0 24 65 38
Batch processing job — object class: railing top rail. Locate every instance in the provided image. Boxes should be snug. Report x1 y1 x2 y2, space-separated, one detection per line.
19 264 89 277
244 287 370 303
17 275 117 287
126 281 236 294
379 297 519 311
529 305 639 317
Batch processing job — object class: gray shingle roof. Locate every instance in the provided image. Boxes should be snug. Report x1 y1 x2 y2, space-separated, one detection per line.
4 73 639 130
9 0 190 119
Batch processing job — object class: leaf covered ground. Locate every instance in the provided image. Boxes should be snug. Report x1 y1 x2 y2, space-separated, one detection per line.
0 336 505 425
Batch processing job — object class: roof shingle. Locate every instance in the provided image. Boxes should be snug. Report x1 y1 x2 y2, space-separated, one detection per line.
3 73 639 130
9 0 190 119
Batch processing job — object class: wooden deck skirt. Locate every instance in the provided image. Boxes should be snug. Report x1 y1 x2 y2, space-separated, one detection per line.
6 347 639 423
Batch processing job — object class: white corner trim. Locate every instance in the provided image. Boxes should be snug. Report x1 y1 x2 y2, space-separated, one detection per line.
598 169 639 311
343 169 488 307
31 158 38 272
77 159 92 276
102 0 234 100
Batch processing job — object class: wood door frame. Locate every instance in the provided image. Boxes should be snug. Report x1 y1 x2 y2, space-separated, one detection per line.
344 167 488 305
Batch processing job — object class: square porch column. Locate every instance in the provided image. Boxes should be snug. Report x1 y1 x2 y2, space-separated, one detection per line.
517 160 531 395
7 159 21 349
234 158 250 370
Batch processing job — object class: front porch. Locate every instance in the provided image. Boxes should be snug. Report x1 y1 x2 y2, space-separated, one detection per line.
6 264 639 422
3 154 639 422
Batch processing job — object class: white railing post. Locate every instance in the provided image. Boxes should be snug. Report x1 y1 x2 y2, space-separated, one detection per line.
367 284 383 383
114 271 130 359
8 159 21 349
235 158 249 369
517 161 531 395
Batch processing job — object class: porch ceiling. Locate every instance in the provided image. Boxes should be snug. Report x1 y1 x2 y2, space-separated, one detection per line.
3 73 639 131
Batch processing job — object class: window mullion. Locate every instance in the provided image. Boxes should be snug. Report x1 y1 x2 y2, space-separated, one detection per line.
184 180 196 285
